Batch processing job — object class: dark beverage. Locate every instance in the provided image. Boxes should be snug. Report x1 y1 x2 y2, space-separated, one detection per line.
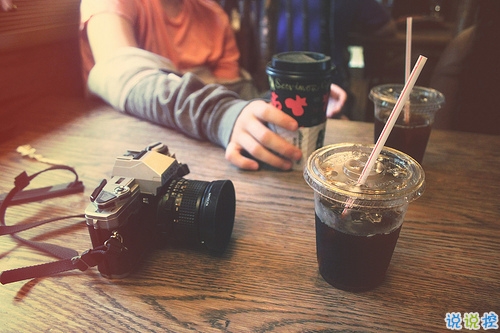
315 213 402 292
374 113 431 163
370 84 444 164
305 143 425 292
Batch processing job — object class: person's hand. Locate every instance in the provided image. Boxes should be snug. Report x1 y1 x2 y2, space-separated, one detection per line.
225 100 302 170
326 84 347 118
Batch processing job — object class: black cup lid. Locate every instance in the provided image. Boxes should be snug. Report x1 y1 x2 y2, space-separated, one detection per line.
268 51 332 74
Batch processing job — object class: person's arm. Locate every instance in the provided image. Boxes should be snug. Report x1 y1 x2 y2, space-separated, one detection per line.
87 13 138 63
86 12 301 170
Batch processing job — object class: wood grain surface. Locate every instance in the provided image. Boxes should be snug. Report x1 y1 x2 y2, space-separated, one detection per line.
0 97 499 332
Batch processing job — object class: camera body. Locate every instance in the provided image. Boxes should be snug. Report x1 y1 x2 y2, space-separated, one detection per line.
85 142 235 278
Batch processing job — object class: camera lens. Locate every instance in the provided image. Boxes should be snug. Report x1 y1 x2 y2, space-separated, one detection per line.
157 178 235 253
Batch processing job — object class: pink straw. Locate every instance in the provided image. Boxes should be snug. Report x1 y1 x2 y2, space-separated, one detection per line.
342 55 427 214
404 17 413 124
405 17 413 83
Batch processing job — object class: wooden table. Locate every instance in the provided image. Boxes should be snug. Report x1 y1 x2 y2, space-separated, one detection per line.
1 98 499 332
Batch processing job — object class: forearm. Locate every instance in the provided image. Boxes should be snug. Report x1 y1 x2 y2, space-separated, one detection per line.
87 47 248 147
125 71 248 147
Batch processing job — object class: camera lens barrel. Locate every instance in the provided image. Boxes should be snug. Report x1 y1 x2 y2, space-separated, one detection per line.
158 178 235 253
198 180 236 253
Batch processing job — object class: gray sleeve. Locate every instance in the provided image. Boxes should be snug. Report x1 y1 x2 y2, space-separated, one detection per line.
125 71 248 147
87 47 249 147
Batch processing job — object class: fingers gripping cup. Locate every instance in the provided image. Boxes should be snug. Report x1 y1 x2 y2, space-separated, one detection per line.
266 51 333 170
370 84 445 164
304 143 425 292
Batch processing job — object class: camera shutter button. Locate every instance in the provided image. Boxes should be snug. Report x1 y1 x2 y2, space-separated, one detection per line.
114 185 130 195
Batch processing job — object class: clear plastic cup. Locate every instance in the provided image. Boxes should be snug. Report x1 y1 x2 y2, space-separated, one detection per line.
370 84 445 163
304 143 425 291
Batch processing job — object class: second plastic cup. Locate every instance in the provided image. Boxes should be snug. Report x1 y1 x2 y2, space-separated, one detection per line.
370 84 445 164
304 143 425 292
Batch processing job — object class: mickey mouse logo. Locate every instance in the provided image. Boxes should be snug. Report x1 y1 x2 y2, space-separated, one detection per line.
285 95 308 117
270 91 282 109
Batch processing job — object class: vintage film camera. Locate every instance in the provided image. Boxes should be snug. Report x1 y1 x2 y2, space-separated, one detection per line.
85 142 235 278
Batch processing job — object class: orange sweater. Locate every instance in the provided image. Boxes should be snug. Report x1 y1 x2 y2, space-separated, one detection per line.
80 0 240 84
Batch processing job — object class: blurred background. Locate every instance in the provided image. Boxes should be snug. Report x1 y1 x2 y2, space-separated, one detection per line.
1 0 496 135
220 0 481 122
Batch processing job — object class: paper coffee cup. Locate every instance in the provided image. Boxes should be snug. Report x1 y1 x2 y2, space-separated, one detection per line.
266 52 333 170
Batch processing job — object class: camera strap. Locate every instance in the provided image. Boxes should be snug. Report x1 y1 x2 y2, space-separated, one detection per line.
0 166 125 284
